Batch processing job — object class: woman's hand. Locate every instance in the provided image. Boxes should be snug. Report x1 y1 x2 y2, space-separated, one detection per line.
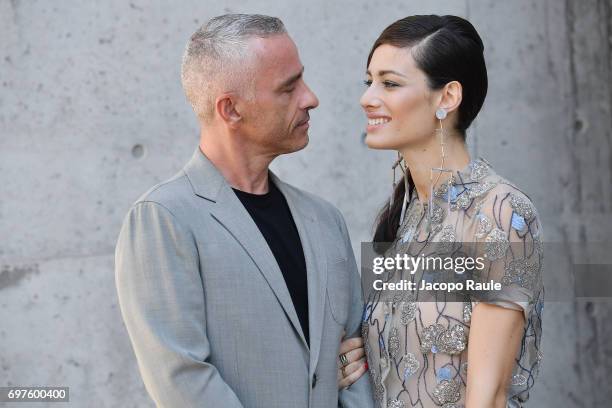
337 332 368 390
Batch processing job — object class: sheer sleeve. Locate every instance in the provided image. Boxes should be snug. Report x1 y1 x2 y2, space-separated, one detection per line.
468 187 544 323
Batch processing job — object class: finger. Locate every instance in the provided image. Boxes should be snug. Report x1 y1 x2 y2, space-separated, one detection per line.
339 337 363 354
346 346 365 362
340 361 368 388
336 348 365 368
346 363 367 386
338 347 365 368
343 357 366 377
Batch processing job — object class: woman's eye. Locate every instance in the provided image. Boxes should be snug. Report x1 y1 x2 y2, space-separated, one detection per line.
363 79 398 88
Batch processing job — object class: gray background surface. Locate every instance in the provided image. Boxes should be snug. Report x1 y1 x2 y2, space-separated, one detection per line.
1 0 611 406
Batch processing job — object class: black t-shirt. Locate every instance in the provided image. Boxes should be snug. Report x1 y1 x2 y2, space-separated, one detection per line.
232 180 309 345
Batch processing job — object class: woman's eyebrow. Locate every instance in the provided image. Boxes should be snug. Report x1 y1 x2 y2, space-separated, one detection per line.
365 69 408 78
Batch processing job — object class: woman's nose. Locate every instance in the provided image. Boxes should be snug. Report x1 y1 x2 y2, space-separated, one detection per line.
360 87 381 110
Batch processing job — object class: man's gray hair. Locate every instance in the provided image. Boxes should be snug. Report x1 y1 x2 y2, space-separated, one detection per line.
181 14 287 121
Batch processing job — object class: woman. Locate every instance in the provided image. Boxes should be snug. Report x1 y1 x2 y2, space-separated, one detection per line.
338 15 544 407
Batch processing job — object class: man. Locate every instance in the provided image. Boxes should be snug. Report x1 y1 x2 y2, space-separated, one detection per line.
115 14 372 408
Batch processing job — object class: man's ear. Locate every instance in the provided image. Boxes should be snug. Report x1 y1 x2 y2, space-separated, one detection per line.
215 93 242 128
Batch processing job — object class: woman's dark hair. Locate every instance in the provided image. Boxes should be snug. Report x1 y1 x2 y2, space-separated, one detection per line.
371 15 488 244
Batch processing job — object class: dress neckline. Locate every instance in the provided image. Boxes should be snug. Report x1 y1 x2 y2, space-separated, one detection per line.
410 156 492 207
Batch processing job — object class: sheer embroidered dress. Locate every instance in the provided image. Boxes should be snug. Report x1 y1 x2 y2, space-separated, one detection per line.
362 158 544 408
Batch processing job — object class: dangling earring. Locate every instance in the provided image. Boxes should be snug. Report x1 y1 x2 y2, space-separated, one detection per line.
390 152 410 227
398 158 409 226
428 108 453 231
390 151 402 208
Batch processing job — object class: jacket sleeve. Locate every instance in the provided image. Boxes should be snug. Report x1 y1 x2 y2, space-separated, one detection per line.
333 208 375 408
115 201 244 408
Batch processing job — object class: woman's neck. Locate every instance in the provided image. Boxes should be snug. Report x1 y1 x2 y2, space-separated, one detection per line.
399 131 471 204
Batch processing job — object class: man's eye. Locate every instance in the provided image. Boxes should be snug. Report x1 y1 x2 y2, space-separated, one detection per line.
363 80 372 87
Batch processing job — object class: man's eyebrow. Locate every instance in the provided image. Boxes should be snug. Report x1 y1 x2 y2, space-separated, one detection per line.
278 67 304 89
365 69 408 78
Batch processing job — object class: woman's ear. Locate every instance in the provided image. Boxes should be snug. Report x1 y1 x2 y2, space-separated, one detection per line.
439 81 463 113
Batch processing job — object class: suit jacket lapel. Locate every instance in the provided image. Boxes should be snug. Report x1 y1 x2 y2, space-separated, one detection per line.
183 148 309 350
272 173 328 375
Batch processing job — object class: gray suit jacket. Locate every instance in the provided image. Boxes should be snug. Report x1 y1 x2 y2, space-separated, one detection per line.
115 147 374 408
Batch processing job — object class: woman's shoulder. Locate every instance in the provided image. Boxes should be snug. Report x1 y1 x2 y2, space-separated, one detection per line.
467 160 543 242
477 164 539 220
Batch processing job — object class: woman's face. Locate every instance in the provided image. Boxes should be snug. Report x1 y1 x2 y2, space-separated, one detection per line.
360 44 438 150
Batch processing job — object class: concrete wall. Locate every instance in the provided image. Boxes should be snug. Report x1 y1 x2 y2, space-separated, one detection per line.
1 0 611 406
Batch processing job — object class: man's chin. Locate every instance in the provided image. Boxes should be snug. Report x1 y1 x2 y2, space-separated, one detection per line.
296 133 309 151
284 132 309 154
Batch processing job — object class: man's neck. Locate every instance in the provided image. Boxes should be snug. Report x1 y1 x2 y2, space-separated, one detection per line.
199 131 276 194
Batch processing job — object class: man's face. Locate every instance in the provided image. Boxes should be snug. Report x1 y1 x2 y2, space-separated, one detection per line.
238 34 319 155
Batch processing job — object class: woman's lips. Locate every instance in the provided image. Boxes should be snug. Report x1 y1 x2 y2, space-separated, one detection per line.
366 117 391 132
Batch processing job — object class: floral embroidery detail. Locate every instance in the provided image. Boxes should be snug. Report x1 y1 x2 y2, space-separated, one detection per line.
387 399 405 408
510 193 534 220
400 302 417 325
372 370 384 404
511 212 527 231
484 227 509 260
432 379 461 405
420 324 445 354
475 213 492 239
388 327 401 358
511 374 528 387
456 192 471 209
467 180 496 199
392 291 404 307
434 181 450 199
393 289 416 308
430 203 446 225
502 258 539 290
470 159 490 181
362 323 371 363
437 366 453 382
380 354 388 369
437 325 468 354
435 182 459 203
420 324 467 355
430 223 443 236
438 225 456 252
534 235 543 255
462 302 472 323
402 353 420 378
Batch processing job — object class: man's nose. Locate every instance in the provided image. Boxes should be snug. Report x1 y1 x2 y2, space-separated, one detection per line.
301 82 319 110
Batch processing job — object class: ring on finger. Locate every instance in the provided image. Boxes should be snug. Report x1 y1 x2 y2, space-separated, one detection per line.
339 352 349 367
